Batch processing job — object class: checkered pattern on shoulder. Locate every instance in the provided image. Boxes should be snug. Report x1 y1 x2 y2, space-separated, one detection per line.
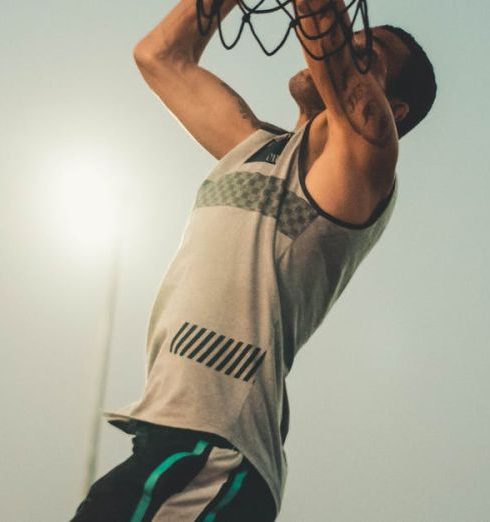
194 171 317 240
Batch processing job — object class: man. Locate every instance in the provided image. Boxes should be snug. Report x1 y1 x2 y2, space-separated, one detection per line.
72 0 436 520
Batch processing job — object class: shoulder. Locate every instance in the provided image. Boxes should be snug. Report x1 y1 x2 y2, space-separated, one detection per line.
259 121 290 135
303 111 397 227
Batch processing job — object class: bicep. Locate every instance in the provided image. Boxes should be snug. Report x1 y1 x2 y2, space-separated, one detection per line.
314 122 398 209
304 50 398 149
305 136 395 225
134 57 262 159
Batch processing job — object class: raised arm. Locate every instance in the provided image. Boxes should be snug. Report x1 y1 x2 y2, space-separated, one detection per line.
134 0 236 65
293 0 398 170
133 0 277 159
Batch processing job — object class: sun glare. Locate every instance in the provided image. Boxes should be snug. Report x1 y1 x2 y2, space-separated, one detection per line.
48 148 126 259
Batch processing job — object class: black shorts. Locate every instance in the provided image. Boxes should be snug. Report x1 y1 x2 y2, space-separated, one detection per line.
70 421 277 521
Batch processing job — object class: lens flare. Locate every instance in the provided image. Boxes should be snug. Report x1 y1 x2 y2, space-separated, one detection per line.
46 147 125 259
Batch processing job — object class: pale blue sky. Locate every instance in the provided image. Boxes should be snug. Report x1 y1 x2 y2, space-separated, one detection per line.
1 1 489 520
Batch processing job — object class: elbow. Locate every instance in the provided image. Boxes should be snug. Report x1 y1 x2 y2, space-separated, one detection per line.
133 40 158 68
133 37 194 69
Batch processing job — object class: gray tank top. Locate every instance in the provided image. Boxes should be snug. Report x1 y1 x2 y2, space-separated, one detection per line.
103 116 398 514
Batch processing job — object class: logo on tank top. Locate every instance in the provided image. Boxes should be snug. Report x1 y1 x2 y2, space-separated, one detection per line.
244 135 293 165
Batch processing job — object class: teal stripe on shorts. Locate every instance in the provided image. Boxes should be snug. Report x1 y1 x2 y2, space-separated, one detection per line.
130 439 209 522
203 467 249 522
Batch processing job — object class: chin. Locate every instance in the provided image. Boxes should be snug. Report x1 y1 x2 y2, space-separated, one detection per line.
289 73 308 102
289 71 325 113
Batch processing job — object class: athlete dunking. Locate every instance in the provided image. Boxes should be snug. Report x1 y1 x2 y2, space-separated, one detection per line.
71 1 436 520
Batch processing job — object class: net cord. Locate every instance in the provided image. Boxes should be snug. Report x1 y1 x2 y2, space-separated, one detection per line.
196 0 374 73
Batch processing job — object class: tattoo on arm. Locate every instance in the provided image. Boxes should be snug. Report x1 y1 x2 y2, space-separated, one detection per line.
219 80 261 129
362 100 376 124
345 83 365 115
326 59 393 148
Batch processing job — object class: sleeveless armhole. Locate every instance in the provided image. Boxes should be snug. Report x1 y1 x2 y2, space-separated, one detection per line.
298 117 398 231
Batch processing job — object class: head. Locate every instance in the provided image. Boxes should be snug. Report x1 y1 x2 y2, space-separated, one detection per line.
289 26 437 138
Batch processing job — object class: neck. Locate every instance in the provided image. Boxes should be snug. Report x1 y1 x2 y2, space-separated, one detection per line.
294 108 324 130
294 109 327 130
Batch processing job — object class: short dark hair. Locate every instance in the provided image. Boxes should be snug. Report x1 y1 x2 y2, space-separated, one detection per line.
380 25 437 138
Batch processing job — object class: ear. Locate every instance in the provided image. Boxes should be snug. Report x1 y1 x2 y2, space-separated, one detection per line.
390 99 410 123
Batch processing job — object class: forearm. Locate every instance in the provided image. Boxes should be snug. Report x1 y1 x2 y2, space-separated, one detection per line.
294 0 395 148
134 0 238 64
295 0 349 58
294 0 352 115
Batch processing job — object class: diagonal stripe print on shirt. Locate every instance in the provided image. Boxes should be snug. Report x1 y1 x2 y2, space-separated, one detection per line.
169 322 266 383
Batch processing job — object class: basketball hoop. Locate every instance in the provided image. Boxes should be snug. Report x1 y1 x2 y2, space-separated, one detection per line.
196 0 374 74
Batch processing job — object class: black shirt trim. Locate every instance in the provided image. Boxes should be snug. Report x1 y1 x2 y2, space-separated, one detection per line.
259 121 290 135
298 117 397 231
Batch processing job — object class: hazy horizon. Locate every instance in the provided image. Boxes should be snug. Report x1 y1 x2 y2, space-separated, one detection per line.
2 1 489 520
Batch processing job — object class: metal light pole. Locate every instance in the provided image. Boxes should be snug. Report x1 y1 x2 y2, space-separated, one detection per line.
82 201 123 495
